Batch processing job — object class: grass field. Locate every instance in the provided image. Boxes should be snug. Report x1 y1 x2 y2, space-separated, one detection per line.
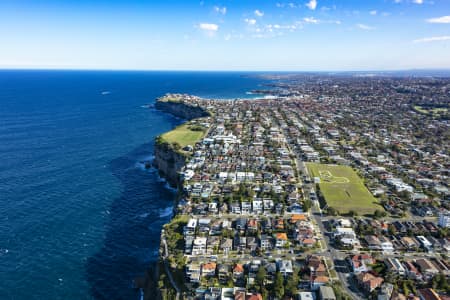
306 163 380 215
160 123 205 148
413 105 448 117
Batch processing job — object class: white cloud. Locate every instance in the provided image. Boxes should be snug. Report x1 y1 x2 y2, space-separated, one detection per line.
412 0 423 4
394 0 402 3
254 10 264 17
413 36 450 43
370 10 377 15
214 6 227 15
305 0 317 10
357 23 375 30
198 23 219 31
245 18 257 25
427 16 450 24
303 17 319 24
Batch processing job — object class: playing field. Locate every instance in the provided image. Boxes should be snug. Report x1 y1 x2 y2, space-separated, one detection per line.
306 163 380 215
160 123 205 148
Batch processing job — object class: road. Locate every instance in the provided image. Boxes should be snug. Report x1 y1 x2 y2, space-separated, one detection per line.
285 136 363 300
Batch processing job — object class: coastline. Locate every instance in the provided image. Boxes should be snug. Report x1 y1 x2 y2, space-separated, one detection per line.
142 94 212 299
145 93 269 299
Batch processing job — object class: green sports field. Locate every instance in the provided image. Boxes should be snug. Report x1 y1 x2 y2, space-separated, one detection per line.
306 163 380 215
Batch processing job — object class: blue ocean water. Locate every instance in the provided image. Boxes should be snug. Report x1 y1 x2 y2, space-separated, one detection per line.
0 70 266 300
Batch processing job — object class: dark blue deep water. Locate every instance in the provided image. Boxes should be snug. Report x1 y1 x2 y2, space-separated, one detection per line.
0 71 265 300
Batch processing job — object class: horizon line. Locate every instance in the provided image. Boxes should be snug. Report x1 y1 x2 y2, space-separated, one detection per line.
1 67 450 73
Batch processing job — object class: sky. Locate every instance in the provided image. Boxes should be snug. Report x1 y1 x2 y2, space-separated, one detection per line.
0 0 449 71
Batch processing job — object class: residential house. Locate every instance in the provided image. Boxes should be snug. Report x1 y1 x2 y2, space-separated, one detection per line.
235 218 247 231
201 262 217 278
277 259 293 277
232 264 244 282
275 233 288 248
403 260 423 281
231 202 241 214
184 235 194 254
186 262 201 283
438 211 450 228
205 287 221 300
235 236 246 252
300 238 316 248
349 254 375 274
260 234 272 250
415 259 439 279
356 272 384 293
263 199 274 212
242 202 252 214
252 200 263 214
208 202 218 214
192 237 207 255
384 258 406 276
207 236 220 255
308 256 329 290
365 235 381 250
299 292 315 300
218 264 230 283
184 218 197 236
265 262 277 283
198 218 211 233
418 288 443 300
247 219 258 232
246 294 263 300
220 238 233 254
379 236 394 253
416 236 433 252
401 236 419 251
311 276 329 291
319 286 337 300
247 237 258 252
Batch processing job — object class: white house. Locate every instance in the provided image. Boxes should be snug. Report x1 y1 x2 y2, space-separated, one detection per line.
379 236 394 253
192 237 207 255
438 211 450 228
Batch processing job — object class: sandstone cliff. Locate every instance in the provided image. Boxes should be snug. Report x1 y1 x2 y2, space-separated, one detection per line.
153 140 186 188
153 98 208 187
154 99 209 120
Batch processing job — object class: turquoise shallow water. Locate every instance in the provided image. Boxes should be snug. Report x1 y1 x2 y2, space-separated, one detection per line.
0 70 265 299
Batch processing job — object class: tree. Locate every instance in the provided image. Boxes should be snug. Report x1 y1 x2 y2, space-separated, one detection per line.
303 199 312 212
273 272 284 299
388 224 397 236
171 142 181 150
402 281 410 296
285 270 299 296
261 287 269 300
256 266 266 287
348 210 357 217
328 207 339 216
373 209 387 219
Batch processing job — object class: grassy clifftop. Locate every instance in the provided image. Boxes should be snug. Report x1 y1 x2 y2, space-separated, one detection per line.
158 123 206 151
160 124 205 148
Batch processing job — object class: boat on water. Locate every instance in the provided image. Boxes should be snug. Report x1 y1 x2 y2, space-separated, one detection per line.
141 104 154 109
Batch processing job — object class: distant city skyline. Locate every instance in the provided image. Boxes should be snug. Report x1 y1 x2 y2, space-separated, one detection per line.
1 0 449 71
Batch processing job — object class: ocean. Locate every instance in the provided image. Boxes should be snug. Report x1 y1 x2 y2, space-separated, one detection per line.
0 70 266 300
